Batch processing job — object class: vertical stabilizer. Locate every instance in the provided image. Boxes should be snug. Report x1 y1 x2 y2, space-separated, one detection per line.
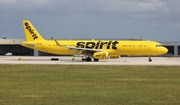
22 20 45 41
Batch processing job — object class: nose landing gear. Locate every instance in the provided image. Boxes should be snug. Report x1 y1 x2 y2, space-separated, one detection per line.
148 55 152 62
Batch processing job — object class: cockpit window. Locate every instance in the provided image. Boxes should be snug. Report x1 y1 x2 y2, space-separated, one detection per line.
156 45 164 47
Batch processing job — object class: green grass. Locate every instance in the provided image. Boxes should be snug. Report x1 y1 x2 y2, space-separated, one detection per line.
0 65 180 105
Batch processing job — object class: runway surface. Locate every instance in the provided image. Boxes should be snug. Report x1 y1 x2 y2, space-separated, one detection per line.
0 56 180 65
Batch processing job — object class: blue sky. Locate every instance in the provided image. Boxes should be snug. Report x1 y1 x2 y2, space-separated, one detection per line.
0 0 180 41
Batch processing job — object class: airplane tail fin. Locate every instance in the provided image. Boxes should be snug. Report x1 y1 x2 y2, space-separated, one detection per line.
22 20 45 41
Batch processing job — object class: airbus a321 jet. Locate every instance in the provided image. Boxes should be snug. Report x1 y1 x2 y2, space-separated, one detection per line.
21 20 168 62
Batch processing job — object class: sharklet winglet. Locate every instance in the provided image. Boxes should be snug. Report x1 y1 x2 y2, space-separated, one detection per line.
53 37 62 46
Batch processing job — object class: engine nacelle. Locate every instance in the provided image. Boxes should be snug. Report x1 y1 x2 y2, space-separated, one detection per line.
110 55 120 59
93 52 110 59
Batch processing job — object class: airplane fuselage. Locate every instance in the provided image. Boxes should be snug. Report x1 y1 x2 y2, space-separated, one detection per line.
22 39 167 56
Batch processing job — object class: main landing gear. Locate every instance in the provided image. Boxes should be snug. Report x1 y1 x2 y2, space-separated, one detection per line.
84 57 99 62
81 57 99 62
86 57 92 62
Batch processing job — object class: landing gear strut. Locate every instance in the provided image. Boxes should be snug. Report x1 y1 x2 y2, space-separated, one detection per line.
72 57 75 61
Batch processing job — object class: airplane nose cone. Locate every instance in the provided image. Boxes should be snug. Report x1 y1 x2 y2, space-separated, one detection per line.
163 47 168 54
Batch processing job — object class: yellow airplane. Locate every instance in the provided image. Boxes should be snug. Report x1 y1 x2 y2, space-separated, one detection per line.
21 20 168 62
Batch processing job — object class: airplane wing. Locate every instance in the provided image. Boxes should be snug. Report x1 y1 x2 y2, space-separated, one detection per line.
53 38 106 55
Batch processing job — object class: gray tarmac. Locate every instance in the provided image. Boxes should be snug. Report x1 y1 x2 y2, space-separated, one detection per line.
0 56 180 66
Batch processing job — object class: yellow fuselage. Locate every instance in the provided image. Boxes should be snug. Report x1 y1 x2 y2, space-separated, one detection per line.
22 39 168 56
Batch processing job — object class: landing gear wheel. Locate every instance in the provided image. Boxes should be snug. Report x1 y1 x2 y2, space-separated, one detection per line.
148 58 152 62
86 57 92 62
82 56 86 61
82 58 86 61
148 55 152 62
94 58 99 62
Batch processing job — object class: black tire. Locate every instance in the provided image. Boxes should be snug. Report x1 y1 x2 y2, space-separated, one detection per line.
86 57 92 62
51 58 59 61
148 59 152 62
82 58 86 61
94 58 99 62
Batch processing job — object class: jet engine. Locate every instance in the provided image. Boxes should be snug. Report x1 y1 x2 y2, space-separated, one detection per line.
93 52 110 59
